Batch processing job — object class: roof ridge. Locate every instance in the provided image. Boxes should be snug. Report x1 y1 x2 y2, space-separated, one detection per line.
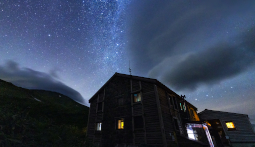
198 109 248 116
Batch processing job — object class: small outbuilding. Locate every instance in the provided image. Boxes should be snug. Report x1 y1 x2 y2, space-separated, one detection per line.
199 109 255 147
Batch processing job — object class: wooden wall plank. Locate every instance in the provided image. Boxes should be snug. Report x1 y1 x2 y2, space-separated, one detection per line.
199 110 255 143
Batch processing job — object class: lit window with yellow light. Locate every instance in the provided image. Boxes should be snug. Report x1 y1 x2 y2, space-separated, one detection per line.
226 121 236 131
118 119 124 129
225 121 235 130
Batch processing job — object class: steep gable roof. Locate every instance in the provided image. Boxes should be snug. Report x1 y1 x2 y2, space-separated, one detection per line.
88 72 198 110
88 72 157 103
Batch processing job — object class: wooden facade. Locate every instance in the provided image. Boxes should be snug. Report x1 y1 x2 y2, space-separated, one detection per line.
86 73 208 147
199 109 255 147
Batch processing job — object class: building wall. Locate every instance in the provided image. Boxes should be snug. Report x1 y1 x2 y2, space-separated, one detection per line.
232 143 255 147
199 110 255 143
87 76 133 146
87 96 97 143
133 80 164 146
131 79 145 145
87 76 165 146
87 74 202 147
187 106 200 121
157 86 172 145
102 76 133 146
156 86 176 146
156 86 192 146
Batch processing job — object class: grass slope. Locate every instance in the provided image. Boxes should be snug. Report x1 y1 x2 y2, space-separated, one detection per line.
0 79 89 147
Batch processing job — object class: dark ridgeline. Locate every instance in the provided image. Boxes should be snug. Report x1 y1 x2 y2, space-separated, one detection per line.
0 79 89 146
86 73 204 147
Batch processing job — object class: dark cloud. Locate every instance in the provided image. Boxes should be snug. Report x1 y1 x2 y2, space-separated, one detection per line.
127 0 255 90
127 1 251 69
0 61 87 105
150 27 255 91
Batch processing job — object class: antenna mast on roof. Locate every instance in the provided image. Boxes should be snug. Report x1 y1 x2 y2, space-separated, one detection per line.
129 60 132 75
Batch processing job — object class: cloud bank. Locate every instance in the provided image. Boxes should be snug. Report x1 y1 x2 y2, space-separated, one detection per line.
0 61 86 105
127 0 255 91
151 26 255 91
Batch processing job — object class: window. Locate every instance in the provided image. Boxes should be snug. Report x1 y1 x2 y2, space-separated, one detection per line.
180 102 187 112
96 122 102 131
118 119 124 129
173 97 178 109
183 103 186 112
169 96 174 105
225 121 236 130
134 116 144 129
174 118 179 131
186 124 201 141
186 123 215 146
187 127 198 140
133 93 141 103
97 102 102 112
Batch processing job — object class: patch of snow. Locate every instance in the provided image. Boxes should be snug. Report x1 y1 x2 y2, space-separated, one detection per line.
34 98 41 102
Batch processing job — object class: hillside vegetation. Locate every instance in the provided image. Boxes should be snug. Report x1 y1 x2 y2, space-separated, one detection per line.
0 79 89 146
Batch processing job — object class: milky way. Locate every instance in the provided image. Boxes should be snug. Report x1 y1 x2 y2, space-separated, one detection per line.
0 1 255 123
0 0 131 104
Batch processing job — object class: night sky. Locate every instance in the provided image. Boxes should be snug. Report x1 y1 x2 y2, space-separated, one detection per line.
1 1 255 124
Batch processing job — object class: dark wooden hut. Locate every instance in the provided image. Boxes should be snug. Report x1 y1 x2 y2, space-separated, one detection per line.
86 73 209 147
199 109 255 147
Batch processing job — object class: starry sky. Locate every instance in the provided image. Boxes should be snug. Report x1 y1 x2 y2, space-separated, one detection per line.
0 1 255 124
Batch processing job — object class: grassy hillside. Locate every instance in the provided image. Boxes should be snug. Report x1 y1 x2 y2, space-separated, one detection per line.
0 79 89 146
